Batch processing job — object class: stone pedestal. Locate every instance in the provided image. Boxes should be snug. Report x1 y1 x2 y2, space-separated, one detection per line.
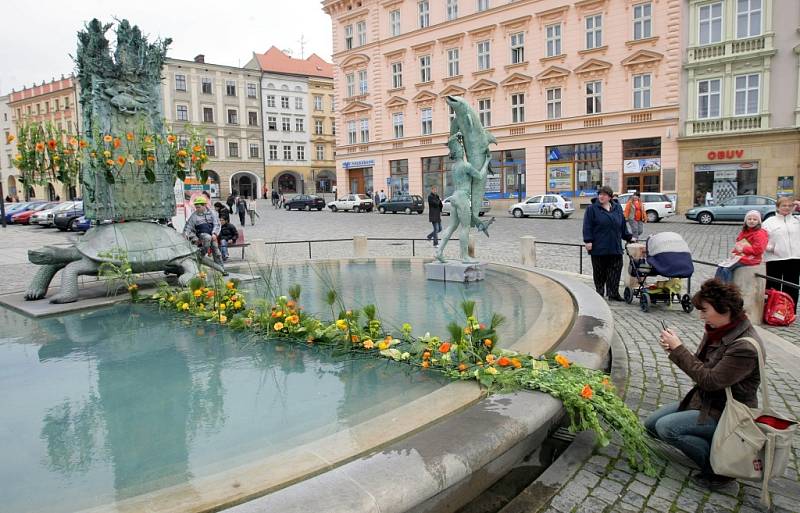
425 261 488 282
734 263 766 325
353 234 368 258
625 243 646 289
520 236 536 266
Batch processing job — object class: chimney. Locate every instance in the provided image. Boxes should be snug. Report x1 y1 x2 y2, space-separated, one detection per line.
194 54 205 63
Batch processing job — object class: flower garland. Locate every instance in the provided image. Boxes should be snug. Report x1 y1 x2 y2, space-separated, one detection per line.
148 277 658 476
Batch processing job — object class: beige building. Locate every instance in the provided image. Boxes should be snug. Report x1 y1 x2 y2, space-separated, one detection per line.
677 0 800 211
162 55 264 200
0 94 20 200
309 77 337 194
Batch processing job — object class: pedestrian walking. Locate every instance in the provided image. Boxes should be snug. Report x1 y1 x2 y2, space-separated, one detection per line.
714 210 767 283
272 189 279 208
379 189 387 203
426 186 443 247
582 186 635 300
263 184 269 200
226 192 236 212
373 190 380 208
623 191 646 239
279 194 285 209
247 198 259 226
236 195 248 227
762 196 800 311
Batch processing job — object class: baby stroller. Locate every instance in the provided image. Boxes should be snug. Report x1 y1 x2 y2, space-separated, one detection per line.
624 232 695 313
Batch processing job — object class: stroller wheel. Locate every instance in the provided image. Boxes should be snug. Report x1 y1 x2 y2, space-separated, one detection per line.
681 294 694 313
640 292 651 312
623 287 633 304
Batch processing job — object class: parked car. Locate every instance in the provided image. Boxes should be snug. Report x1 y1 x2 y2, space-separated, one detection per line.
618 193 675 222
685 195 776 225
442 197 491 216
508 194 574 219
73 216 92 232
378 195 425 214
32 201 81 227
4 201 44 223
327 194 374 212
284 194 326 211
54 205 85 231
11 202 59 224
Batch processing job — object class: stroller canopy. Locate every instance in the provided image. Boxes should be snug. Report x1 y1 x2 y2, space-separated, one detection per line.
646 232 694 278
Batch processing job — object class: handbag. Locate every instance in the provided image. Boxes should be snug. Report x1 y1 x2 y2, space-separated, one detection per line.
763 289 796 326
710 337 797 507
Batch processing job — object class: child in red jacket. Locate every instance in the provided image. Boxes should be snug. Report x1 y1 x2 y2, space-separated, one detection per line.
715 210 768 283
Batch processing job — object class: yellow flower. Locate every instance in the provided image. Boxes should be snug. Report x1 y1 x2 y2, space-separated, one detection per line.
226 281 235 289
219 315 227 324
274 322 285 331
485 366 498 375
6 134 15 144
102 150 111 158
219 303 226 310
377 340 389 350
234 301 242 309
193 289 202 297
335 319 348 330
181 303 189 311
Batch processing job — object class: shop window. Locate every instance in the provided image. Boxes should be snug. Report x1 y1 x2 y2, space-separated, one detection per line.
622 137 661 193
422 156 453 197
546 143 603 197
390 159 409 196
693 163 758 206
488 149 526 199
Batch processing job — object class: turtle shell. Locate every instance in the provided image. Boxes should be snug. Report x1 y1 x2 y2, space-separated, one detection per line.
76 222 194 267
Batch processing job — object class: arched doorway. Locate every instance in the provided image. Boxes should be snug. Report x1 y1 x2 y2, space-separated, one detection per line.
276 172 298 194
7 176 17 199
315 170 336 193
230 172 259 200
206 170 221 198
47 183 57 201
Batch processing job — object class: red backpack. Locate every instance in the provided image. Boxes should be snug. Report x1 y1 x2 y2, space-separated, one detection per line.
763 289 796 326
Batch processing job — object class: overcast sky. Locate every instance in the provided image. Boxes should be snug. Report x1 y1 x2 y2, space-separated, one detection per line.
0 0 333 96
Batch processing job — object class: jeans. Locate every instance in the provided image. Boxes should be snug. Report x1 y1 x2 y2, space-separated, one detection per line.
194 233 223 265
590 254 623 298
427 221 442 246
714 261 744 283
644 402 718 474
628 220 644 239
219 239 229 260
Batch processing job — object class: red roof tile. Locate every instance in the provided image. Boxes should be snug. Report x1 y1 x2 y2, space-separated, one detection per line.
254 46 333 79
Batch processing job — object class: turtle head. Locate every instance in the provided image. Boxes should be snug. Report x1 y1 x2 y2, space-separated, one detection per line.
29 246 78 264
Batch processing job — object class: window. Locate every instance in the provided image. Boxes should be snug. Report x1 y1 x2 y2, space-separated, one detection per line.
205 139 216 157
203 107 214 123
247 82 258 98
737 0 761 39
356 21 367 46
586 14 602 49
511 93 525 123
699 2 723 45
623 138 662 193
546 24 562 57
202 78 213 94
249 143 260 158
697 78 721 118
281 96 289 109
44 101 50 113
175 74 187 91
229 141 239 158
419 1 429 28
510 32 524 64
393 112 404 138
314 95 323 111
477 41 491 70
227 109 238 124
316 144 325 160
269 144 278 160
390 10 401 36
54 99 59 110
358 70 368 94
447 48 460 77
546 88 562 119
176 105 188 121
421 108 432 135
248 111 258 126
283 145 292 160
446 0 458 20
633 74 651 109
477 0 489 12
419 55 431 83
282 117 291 131
390 159 409 196
347 120 357 144
360 119 370 143
295 97 303 110
297 145 305 160
226 80 236 96
344 24 353 50
633 3 652 40
346 73 356 97
586 81 602 114
295 118 305 132
735 74 760 115
478 99 491 127
391 62 403 88
267 95 276 108
315 119 324 135
268 116 277 130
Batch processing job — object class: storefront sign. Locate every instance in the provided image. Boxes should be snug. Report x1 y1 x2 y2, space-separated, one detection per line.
777 176 795 197
713 170 737 180
547 163 573 193
623 158 661 174
706 149 744 160
342 159 375 170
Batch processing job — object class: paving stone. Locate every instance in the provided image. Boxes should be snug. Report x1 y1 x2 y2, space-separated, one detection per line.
626 479 653 498
574 469 602 488
620 490 646 509
645 495 672 511
575 495 611 513
607 469 634 485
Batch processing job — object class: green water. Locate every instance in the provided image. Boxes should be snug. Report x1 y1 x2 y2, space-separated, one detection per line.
0 261 543 513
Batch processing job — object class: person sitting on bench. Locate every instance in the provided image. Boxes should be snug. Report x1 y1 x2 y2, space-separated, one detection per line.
183 195 224 268
218 217 238 262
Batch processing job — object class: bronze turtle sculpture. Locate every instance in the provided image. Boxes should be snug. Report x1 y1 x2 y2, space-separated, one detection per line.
25 221 225 304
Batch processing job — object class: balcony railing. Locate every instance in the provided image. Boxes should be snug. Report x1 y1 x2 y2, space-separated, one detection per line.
687 35 771 64
687 114 765 136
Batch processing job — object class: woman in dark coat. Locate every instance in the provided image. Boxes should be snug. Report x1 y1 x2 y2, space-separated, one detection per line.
426 186 443 247
646 279 762 489
582 185 634 300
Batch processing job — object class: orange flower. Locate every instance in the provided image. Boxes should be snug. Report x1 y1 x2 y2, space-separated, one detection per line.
35 142 45 152
580 384 593 400
274 322 284 331
483 338 493 348
177 149 188 158
485 354 495 364
457 363 468 372
439 342 451 353
463 326 472 334
205 290 215 298
116 156 126 166
136 159 144 166
351 335 360 342
79 139 88 148
103 134 113 143
126 132 134 141
226 281 235 289
421 361 430 368
144 136 153 144
422 351 431 360
6 134 15 143
105 159 114 166
191 154 197 162
287 300 296 308
147 155 156 162
193 145 202 152
113 138 121 149
601 377 612 389
90 151 97 158
166 134 176 144
554 354 570 368
511 358 522 369
497 356 511 367
68 137 78 146
47 139 57 150
479 323 486 329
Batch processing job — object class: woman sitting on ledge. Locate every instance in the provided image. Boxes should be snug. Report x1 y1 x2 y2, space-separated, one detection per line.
645 279 763 489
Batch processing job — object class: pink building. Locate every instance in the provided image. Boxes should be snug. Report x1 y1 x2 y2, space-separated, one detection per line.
323 0 681 207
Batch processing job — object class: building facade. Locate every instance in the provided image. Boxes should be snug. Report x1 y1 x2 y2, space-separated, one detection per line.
247 47 335 195
0 94 20 200
323 0 682 207
162 55 264 200
8 76 80 200
678 0 800 210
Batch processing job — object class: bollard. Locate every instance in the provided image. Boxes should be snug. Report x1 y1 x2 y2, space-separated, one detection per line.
468 234 476 258
734 263 766 326
625 243 646 290
353 234 368 258
251 238 268 265
520 235 536 266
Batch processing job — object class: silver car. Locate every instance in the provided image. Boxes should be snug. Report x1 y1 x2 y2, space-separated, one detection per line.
442 196 491 216
508 194 574 219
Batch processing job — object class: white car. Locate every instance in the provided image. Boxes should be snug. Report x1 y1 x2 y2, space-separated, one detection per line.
618 193 674 222
31 201 77 226
509 194 574 219
327 194 374 212
441 196 490 216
